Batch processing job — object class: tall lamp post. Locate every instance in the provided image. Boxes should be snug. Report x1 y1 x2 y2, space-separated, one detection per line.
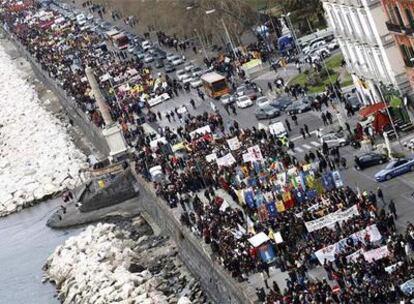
281 12 301 57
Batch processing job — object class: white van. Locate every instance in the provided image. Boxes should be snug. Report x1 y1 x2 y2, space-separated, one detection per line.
76 13 86 26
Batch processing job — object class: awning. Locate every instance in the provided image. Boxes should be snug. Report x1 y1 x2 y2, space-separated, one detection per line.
359 102 387 118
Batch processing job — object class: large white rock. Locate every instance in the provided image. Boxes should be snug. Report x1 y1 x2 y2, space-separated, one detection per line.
44 224 172 304
0 41 87 217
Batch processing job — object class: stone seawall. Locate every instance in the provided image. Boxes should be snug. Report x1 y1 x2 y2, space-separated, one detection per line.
1 27 257 304
1 28 110 156
133 173 257 304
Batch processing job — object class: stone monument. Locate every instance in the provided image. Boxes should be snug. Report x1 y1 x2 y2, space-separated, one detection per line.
85 66 128 161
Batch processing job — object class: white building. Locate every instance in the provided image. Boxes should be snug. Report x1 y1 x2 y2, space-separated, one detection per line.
322 0 411 104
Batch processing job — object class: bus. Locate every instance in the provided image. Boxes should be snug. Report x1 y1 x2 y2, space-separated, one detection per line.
200 72 230 98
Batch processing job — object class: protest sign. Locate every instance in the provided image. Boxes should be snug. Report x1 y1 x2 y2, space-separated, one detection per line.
227 137 241 150
315 224 382 264
305 205 359 233
346 245 389 263
205 153 217 163
247 145 263 161
216 153 236 167
189 125 211 139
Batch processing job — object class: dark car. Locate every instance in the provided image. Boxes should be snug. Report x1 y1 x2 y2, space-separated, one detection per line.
255 105 281 120
354 152 388 170
347 95 362 111
285 98 311 114
269 96 293 111
155 59 164 68
164 63 176 73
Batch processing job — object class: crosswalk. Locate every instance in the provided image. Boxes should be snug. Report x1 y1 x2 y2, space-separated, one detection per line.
289 141 321 154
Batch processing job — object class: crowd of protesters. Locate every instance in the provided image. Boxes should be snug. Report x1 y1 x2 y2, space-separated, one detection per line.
2 1 414 303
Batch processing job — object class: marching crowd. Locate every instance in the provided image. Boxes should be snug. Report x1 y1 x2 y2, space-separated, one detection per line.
2 1 414 303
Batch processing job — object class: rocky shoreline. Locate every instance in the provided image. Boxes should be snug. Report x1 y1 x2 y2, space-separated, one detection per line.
43 217 210 304
0 36 88 217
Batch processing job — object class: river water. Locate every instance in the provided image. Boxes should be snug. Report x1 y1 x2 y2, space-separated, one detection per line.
0 199 82 303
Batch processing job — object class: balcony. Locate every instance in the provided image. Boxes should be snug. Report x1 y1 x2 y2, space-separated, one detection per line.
386 21 414 36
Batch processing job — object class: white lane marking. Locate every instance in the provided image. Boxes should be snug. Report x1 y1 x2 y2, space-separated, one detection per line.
311 141 320 146
294 147 304 153
302 144 312 149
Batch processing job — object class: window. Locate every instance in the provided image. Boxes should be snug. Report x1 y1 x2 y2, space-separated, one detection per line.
405 8 414 29
394 6 405 27
399 44 414 67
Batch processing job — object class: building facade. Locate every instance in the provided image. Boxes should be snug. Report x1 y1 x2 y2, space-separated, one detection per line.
381 0 414 96
322 0 411 105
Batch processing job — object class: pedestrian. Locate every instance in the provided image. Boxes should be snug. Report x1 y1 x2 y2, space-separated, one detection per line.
340 157 347 169
166 113 171 123
300 127 306 139
272 281 280 294
321 113 327 126
267 81 273 92
157 111 162 120
291 114 298 126
285 119 291 132
326 111 333 124
256 287 266 302
190 98 195 109
304 124 311 137
198 89 205 101
389 199 397 219
377 187 385 207
170 111 176 121
345 122 352 134
231 104 237 115
224 104 230 115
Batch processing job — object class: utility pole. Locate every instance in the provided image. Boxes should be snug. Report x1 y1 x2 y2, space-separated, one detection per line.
221 17 238 59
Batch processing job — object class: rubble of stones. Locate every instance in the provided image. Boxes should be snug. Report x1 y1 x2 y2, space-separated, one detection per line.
43 217 211 304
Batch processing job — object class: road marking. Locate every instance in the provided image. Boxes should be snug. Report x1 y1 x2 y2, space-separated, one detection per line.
294 147 304 153
302 144 312 149
311 141 320 147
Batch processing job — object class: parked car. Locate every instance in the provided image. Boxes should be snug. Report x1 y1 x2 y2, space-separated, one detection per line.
154 59 164 68
176 69 189 81
255 105 280 120
320 132 349 147
170 55 185 66
220 94 235 105
143 54 154 63
190 77 203 88
164 63 176 73
191 67 203 77
236 85 259 100
347 95 362 111
141 40 151 51
236 96 253 108
286 98 311 114
134 51 145 60
182 74 193 84
166 52 176 61
256 96 270 108
327 39 339 51
269 96 293 111
375 158 414 182
354 152 388 170
184 63 194 72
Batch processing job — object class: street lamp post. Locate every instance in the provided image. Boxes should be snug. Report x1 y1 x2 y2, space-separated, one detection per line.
282 12 301 57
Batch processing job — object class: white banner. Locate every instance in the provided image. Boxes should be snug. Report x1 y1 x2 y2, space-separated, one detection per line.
315 224 382 264
189 125 211 139
227 137 241 150
305 205 359 233
346 245 389 263
205 153 217 163
216 153 236 167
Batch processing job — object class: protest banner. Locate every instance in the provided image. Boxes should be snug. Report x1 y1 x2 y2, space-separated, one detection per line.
346 245 389 263
227 137 241 150
315 224 382 264
216 153 236 167
189 125 211 139
305 205 359 232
